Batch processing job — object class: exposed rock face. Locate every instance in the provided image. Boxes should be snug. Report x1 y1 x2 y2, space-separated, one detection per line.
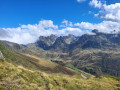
35 34 78 52
1 29 120 52
36 34 58 49
70 30 120 51
1 30 120 52
50 36 69 52
62 34 79 44
49 34 78 52
0 50 4 59
28 30 120 53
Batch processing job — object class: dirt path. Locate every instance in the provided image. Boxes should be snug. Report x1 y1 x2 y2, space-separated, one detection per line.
81 73 87 79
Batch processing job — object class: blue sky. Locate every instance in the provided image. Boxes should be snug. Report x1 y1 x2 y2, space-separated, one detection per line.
0 0 120 44
0 0 111 28
0 0 119 28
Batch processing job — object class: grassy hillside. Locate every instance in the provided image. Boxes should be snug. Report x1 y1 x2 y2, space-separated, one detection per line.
0 43 75 75
0 40 68 62
0 42 120 89
0 58 120 90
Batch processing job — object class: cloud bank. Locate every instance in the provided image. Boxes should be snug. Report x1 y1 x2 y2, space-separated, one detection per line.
0 20 91 44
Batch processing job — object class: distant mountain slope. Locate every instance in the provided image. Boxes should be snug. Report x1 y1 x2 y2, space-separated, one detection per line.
0 40 23 50
28 30 120 53
33 34 78 52
70 31 119 50
35 34 58 50
71 49 120 77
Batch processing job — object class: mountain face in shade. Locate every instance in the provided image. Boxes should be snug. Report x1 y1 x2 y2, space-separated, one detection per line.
69 29 120 51
62 34 79 44
1 29 120 52
35 34 78 52
49 34 79 52
35 34 58 49
50 36 69 52
0 40 23 50
30 30 120 52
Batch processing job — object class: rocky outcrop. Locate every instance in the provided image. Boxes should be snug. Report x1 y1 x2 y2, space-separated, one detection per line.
0 50 4 59
36 34 58 49
35 34 78 52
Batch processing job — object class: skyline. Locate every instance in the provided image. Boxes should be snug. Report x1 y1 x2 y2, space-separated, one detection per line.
0 0 120 44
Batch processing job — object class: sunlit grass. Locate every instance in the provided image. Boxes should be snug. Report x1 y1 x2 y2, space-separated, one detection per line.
0 58 120 90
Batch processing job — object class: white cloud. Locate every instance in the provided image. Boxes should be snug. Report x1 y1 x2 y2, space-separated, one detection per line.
89 0 120 22
76 0 120 34
100 3 120 22
0 20 90 44
75 21 120 33
0 20 59 44
0 29 11 38
94 13 99 17
60 19 73 27
89 0 102 8
77 0 86 3
1 19 120 44
88 11 92 14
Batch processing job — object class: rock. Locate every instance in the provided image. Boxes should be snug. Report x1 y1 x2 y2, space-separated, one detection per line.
0 51 4 59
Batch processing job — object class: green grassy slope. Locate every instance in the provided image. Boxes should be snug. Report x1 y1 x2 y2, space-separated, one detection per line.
0 43 75 75
0 58 120 90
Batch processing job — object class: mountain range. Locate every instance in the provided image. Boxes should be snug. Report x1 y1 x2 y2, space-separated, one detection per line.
0 29 120 89
28 29 120 77
0 29 120 76
29 29 120 52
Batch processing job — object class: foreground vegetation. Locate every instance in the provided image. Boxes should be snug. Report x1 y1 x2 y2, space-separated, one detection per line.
0 58 120 90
